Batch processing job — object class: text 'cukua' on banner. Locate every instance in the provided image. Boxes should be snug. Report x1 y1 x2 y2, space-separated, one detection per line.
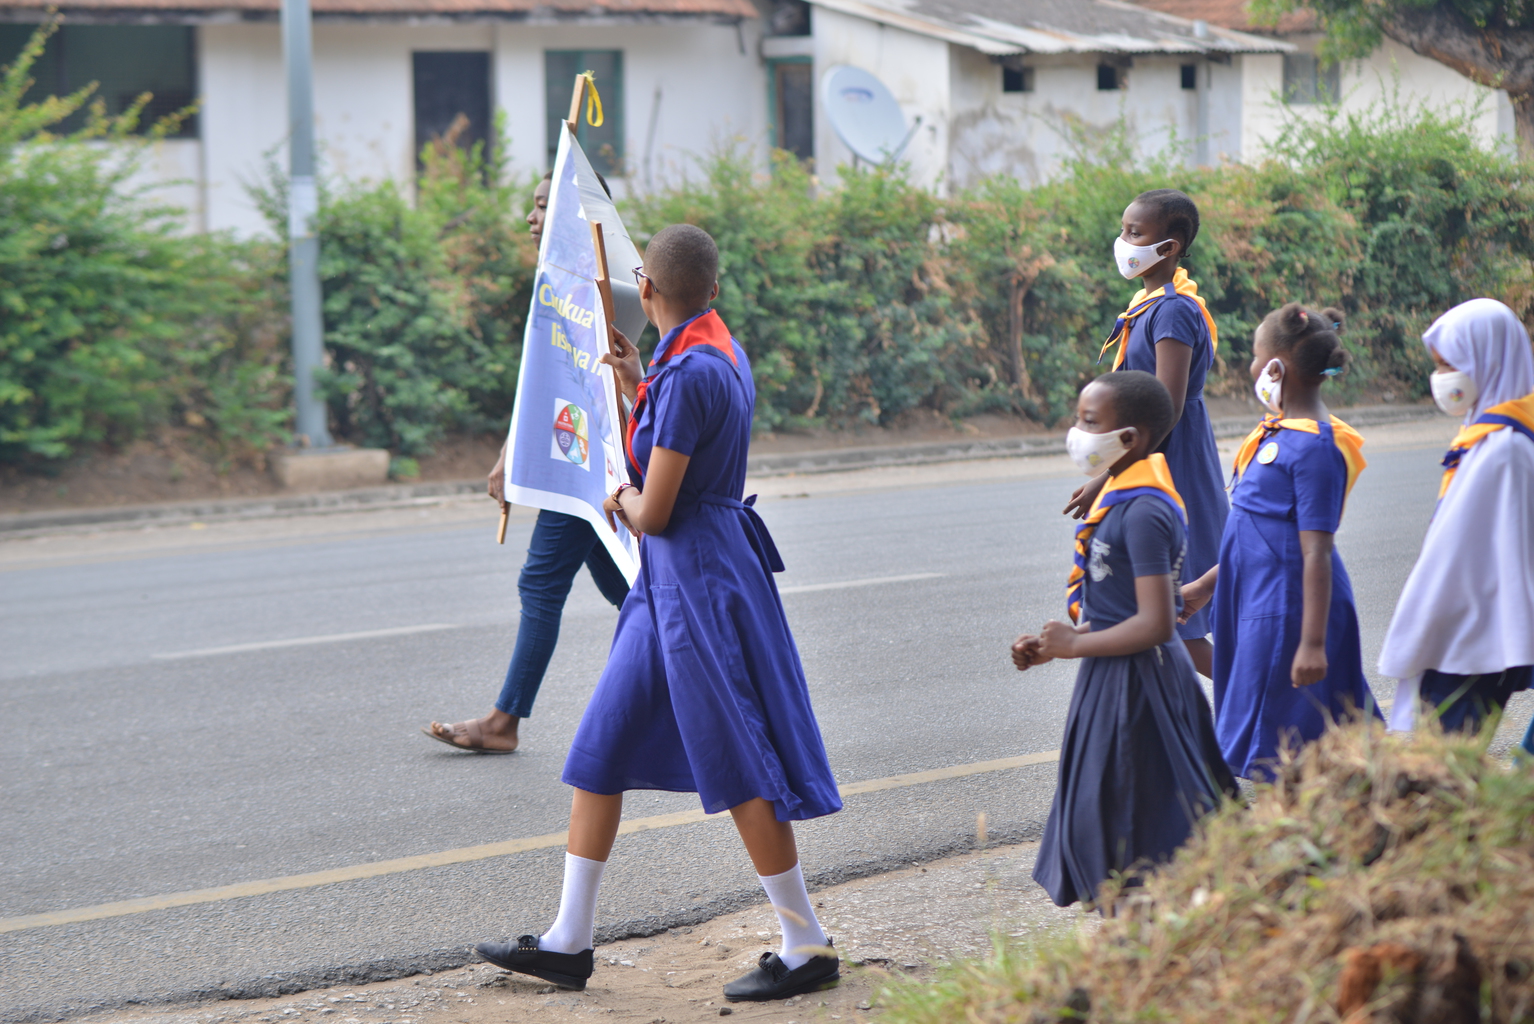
504 124 648 584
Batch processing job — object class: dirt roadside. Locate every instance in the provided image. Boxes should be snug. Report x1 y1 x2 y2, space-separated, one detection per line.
70 843 1079 1024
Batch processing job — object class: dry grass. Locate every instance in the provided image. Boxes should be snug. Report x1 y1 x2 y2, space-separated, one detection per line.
882 721 1534 1024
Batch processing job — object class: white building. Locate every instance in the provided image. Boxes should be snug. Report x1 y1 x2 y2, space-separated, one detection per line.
1131 0 1515 158
795 0 1288 193
0 0 1515 235
0 0 770 235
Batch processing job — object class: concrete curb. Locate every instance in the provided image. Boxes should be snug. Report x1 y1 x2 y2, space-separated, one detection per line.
744 404 1439 476
0 481 486 539
0 405 1439 538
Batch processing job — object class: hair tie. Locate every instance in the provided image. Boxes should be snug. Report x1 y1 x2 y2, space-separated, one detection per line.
1332 321 1341 329
1321 367 1342 377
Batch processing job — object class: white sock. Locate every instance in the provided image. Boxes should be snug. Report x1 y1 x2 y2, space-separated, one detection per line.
539 852 606 954
758 862 827 970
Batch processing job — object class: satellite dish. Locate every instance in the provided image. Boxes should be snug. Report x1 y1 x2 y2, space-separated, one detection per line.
820 65 919 164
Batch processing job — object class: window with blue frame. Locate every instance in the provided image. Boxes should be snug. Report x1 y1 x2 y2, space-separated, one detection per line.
0 23 198 137
545 50 624 176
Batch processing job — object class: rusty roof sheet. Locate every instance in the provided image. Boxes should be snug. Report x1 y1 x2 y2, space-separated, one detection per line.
0 0 756 19
1127 0 1315 34
809 0 1292 54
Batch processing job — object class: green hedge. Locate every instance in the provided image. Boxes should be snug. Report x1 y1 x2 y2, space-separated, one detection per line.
0 18 289 467
629 105 1534 430
3 13 1531 469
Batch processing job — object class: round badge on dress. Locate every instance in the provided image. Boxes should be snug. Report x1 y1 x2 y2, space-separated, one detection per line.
1257 441 1279 464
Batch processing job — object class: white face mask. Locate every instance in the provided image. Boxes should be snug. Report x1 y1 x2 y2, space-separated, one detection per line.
1254 358 1284 414
1113 236 1174 280
1066 426 1134 475
1431 370 1477 417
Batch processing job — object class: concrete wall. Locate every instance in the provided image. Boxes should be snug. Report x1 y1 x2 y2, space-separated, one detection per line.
1241 36 1513 163
946 49 1245 189
114 138 205 232
492 19 767 196
197 19 765 237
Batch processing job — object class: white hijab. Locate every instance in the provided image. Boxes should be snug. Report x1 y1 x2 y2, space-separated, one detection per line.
1384 298 1534 728
1421 298 1534 422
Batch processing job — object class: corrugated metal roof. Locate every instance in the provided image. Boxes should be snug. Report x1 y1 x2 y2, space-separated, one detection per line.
808 0 1292 54
0 0 756 20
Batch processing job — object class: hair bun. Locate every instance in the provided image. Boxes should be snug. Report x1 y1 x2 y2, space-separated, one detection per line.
1278 302 1308 333
1321 307 1345 334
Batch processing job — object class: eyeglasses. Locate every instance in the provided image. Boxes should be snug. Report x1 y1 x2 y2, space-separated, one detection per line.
632 266 660 294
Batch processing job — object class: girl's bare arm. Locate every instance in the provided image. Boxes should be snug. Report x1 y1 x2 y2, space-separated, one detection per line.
1292 530 1333 687
1035 573 1177 661
1153 338 1191 429
605 446 691 536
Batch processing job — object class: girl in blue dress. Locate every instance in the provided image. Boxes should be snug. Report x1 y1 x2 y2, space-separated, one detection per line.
474 225 843 1004
1018 370 1235 909
1068 189 1228 680
1180 304 1378 780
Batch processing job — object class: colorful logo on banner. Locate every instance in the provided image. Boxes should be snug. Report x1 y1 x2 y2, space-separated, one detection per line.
552 399 590 468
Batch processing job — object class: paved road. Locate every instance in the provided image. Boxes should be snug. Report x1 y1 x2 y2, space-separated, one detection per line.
3 418 1520 1022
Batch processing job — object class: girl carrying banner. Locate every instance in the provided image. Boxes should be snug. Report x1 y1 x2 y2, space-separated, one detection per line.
424 171 630 754
1068 189 1227 680
475 225 843 1003
1380 299 1534 744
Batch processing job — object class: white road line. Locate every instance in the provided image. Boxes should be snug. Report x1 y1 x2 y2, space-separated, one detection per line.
778 572 945 595
153 624 459 661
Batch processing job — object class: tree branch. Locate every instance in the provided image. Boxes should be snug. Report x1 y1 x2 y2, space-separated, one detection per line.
1377 4 1534 97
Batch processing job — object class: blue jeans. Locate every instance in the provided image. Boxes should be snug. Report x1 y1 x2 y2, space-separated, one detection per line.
494 509 631 718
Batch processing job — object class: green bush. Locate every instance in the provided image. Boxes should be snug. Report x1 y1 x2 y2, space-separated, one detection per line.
251 125 535 456
0 17 289 466
5 35 1530 469
631 101 1533 430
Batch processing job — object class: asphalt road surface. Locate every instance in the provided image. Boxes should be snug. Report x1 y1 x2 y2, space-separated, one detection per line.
4 417 1523 1022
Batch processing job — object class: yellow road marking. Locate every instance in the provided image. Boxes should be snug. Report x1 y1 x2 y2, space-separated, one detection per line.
778 572 944 595
0 749 1060 935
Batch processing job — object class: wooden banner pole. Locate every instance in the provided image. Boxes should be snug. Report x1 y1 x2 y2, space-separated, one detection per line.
589 221 631 472
566 73 587 135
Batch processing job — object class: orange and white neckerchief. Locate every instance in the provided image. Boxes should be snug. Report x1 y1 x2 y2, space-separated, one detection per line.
624 309 736 480
1232 414 1368 507
1098 268 1219 370
1065 453 1186 624
1438 392 1534 500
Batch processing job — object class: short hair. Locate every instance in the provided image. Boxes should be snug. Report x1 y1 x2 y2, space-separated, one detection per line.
1093 370 1175 446
1259 302 1349 379
1133 188 1200 256
643 224 719 308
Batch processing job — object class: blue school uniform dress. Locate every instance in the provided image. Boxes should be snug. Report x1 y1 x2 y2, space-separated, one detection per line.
1034 455 1235 908
561 310 843 823
1106 270 1229 641
1211 415 1378 780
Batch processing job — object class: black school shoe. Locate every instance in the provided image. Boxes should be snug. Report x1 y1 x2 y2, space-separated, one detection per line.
474 935 593 991
723 942 840 1002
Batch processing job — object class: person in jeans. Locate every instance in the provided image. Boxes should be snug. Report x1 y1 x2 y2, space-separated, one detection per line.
423 172 630 753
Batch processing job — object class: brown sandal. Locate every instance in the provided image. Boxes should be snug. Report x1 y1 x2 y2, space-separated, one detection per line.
420 719 515 754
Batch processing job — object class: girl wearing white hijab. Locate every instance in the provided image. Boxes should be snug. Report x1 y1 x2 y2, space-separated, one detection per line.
1381 298 1534 747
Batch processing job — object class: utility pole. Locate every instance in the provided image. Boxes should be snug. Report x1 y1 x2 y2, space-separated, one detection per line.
1193 20 1211 168
282 0 333 448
